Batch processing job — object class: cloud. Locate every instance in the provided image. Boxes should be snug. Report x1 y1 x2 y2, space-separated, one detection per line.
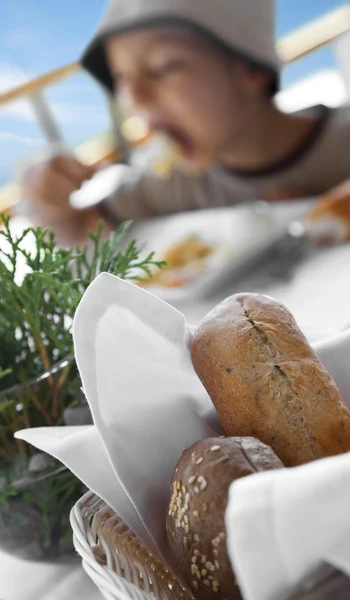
0 131 44 146
276 69 347 113
0 60 30 93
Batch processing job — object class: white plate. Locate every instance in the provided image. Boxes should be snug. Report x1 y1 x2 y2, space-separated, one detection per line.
127 199 316 302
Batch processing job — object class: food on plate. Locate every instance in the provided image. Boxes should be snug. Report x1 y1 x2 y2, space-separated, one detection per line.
304 183 350 244
166 436 284 600
140 235 214 288
191 293 350 467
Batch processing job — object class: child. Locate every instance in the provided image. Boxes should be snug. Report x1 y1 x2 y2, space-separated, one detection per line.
23 0 350 245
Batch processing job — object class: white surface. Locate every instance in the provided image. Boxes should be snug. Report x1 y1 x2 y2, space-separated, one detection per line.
0 547 102 600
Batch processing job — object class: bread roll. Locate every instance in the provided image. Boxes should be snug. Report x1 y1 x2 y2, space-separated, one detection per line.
151 133 183 179
304 184 350 244
191 293 350 467
166 436 284 600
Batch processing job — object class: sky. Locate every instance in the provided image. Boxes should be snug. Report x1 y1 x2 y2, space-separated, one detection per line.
0 0 346 186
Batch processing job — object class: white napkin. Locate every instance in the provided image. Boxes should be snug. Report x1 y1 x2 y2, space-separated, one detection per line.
16 273 350 594
226 451 350 600
17 273 221 564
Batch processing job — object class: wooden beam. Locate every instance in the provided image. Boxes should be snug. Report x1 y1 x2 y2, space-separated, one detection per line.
0 62 80 107
277 4 350 63
0 3 349 111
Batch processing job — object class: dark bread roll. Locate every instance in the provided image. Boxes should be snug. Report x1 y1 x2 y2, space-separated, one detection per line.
166 436 284 600
191 293 350 467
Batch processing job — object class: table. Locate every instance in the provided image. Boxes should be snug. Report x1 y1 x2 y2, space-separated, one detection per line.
176 240 350 338
1 211 350 600
0 548 102 600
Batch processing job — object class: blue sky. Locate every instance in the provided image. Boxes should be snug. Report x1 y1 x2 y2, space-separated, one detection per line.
0 0 346 186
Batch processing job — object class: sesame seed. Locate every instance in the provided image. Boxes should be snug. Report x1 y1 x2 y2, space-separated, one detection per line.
176 482 181 491
201 555 207 564
191 564 197 575
188 476 197 485
193 581 199 590
219 532 225 539
182 485 187 494
185 493 190 503
184 525 189 534
196 570 201 580
193 510 199 517
211 445 221 452
168 510 171 516
195 457 204 465
175 467 179 473
194 534 200 543
213 549 219 557
201 570 208 576
184 515 189 524
215 561 220 569
213 586 219 593
194 486 200 494
178 491 183 499
200 479 208 491
191 452 197 458
213 579 219 586
194 549 200 556
191 556 197 564
183 537 187 545
204 580 211 587
206 562 215 571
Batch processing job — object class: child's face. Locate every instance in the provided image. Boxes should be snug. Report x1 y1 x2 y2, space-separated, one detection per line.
105 27 268 171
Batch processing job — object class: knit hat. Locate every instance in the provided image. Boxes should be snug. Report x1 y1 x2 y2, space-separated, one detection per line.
81 0 281 94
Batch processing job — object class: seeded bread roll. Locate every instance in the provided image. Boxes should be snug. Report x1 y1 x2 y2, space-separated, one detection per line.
166 436 284 600
191 293 350 467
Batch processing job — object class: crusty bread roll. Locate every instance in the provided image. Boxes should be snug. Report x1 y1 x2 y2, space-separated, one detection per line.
166 436 284 600
191 293 350 467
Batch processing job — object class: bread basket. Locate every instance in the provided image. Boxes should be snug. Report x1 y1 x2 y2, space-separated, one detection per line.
70 490 194 600
71 490 350 600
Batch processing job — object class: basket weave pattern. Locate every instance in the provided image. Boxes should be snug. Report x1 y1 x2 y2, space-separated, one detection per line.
71 491 195 600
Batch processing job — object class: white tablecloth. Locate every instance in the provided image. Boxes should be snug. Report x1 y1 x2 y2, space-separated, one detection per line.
2 211 350 600
0 548 102 600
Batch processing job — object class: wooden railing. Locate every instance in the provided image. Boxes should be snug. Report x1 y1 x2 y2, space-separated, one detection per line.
1 3 350 214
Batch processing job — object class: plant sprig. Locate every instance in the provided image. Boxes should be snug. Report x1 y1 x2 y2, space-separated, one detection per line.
0 214 166 426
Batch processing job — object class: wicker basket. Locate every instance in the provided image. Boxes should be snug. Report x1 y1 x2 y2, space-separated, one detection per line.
70 491 194 600
71 491 350 600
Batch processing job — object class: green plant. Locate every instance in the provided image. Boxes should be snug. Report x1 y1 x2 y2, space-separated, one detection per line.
0 214 165 557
